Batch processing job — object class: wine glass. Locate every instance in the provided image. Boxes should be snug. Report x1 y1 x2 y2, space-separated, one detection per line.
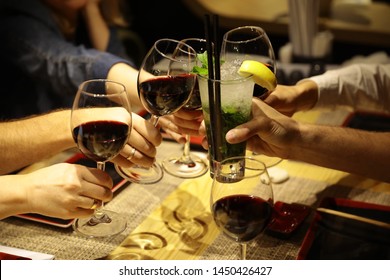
115 38 197 183
161 38 209 178
71 79 132 238
221 26 283 169
222 25 277 99
211 156 274 260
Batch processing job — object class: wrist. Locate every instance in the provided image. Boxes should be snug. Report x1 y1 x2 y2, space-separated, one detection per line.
0 175 31 218
286 122 313 161
295 80 319 111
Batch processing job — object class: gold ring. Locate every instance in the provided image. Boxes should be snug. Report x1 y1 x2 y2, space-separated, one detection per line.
90 199 99 210
127 147 136 161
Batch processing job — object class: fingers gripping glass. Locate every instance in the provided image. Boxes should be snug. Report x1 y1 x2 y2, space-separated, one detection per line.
71 79 132 238
115 39 197 183
161 38 209 179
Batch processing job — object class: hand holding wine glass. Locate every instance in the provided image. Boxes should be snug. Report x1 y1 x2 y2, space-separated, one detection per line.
211 156 274 260
71 79 132 238
116 38 197 183
139 38 197 122
161 38 209 178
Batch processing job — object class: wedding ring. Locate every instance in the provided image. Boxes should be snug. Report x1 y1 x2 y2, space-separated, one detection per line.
90 199 99 210
127 147 136 161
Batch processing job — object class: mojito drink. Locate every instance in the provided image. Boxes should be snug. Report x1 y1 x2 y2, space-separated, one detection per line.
198 73 254 177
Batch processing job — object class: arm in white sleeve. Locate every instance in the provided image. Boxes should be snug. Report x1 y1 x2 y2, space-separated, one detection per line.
309 64 390 113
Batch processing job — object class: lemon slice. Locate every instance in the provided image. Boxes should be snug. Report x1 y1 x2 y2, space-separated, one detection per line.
238 60 277 91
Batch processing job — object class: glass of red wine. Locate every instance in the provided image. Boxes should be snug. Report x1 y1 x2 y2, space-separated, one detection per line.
221 26 283 170
116 38 197 184
161 38 209 179
211 156 274 260
71 79 132 238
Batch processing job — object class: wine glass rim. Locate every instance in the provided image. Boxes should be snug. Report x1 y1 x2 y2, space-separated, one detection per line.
180 37 207 43
179 38 209 57
222 26 277 74
223 26 268 44
153 38 197 62
217 156 268 178
78 79 126 96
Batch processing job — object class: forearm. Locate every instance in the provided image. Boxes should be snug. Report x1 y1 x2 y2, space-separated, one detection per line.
0 110 74 174
83 1 110 51
291 123 390 182
0 175 30 219
107 63 143 111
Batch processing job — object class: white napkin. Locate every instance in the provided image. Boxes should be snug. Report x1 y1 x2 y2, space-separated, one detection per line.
0 245 54 260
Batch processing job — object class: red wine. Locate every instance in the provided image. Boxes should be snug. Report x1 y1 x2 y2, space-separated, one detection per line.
184 80 202 110
139 74 196 116
73 120 129 162
212 194 273 242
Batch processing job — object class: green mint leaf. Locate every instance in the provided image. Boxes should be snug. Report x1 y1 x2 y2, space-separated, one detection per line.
197 51 209 68
191 51 209 75
192 65 208 75
190 51 224 76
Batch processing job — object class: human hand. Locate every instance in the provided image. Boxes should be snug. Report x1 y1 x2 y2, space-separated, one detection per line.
114 113 162 168
199 98 300 158
264 81 318 116
158 109 203 144
199 80 310 151
225 98 300 158
23 163 113 219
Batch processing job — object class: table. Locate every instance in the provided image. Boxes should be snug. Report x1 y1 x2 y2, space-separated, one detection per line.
182 0 390 48
1 108 389 260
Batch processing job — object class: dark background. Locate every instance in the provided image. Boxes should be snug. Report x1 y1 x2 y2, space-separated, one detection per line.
123 0 389 66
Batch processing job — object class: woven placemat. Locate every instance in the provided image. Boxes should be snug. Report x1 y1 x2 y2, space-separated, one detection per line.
0 168 182 260
1 157 389 260
200 175 390 260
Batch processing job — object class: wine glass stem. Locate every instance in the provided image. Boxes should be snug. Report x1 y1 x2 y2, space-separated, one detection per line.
150 115 160 127
94 162 105 216
240 243 247 260
182 134 191 159
176 134 195 165
85 162 111 226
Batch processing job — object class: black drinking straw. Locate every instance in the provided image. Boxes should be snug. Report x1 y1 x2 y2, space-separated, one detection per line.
212 15 223 162
204 14 223 162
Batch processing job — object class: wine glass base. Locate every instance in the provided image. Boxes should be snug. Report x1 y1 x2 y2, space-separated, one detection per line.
162 154 208 179
115 162 164 184
72 209 127 238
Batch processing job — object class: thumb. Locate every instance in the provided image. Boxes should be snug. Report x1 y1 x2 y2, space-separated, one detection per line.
226 120 264 144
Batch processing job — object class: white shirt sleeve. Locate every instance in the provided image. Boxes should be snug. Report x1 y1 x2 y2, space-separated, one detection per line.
308 64 390 113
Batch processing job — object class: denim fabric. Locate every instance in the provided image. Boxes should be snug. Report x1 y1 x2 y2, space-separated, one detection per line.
0 0 135 120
